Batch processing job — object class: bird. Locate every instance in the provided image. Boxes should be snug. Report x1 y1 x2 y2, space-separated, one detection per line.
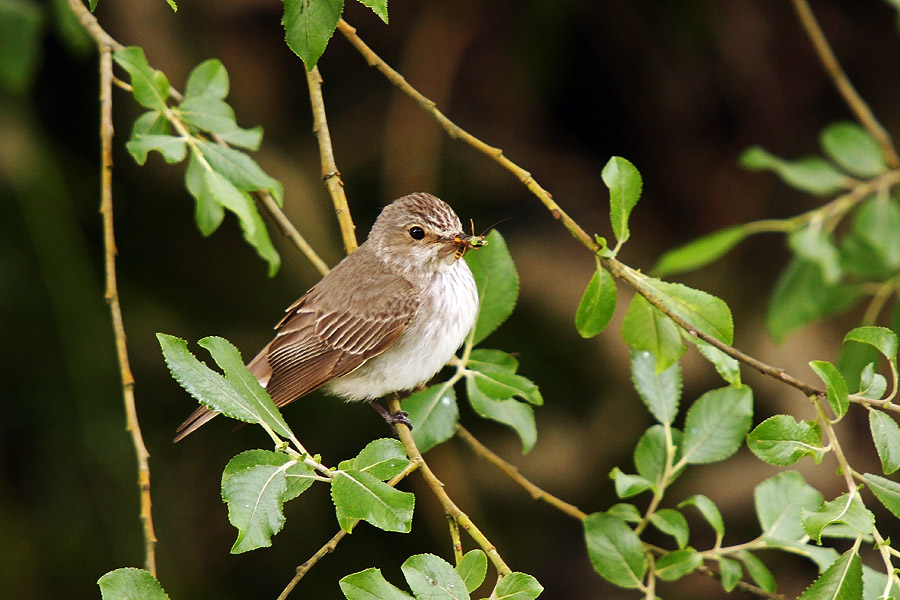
174 192 482 441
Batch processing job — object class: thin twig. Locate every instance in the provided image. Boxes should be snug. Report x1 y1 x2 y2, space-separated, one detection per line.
98 42 158 573
790 0 900 167
255 191 330 276
306 66 358 253
455 425 586 520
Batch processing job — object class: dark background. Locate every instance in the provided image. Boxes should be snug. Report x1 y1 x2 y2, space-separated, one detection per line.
2 0 900 598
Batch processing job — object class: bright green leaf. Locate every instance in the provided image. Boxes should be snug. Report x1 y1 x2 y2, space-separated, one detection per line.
185 149 225 236
465 230 519 345
844 326 899 383
740 146 849 196
856 362 888 400
809 360 849 418
607 503 642 523
342 438 410 481
456 550 487 594
466 348 518 373
575 267 617 337
98 568 170 600
655 548 702 582
621 294 685 372
402 383 458 454
283 0 343 71
861 473 900 519
339 568 415 600
466 374 536 453
653 225 749 277
493 572 543 600
638 278 734 344
718 557 743 593
820 121 886 178
356 0 388 23
680 385 753 465
131 110 170 136
748 415 824 466
679 494 724 539
630 350 682 425
634 425 683 488
583 512 648 589
650 509 690 549
401 554 468 600
609 467 652 499
603 156 642 247
797 548 862 600
194 139 283 203
849 195 900 272
789 226 842 285
470 370 542 405
178 96 239 134
754 471 823 542
126 134 187 165
737 550 777 593
801 493 874 544
184 58 229 100
113 46 170 111
868 410 900 474
692 339 742 386
331 470 414 533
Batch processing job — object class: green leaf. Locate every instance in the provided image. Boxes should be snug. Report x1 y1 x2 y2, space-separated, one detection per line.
185 149 225 236
789 226 841 285
737 550 777 593
862 564 900 600
639 279 734 345
801 493 874 544
340 438 410 481
680 385 753 465
113 46 170 112
401 383 459 453
126 134 187 165
754 471 823 542
844 327 899 386
340 568 415 600
466 348 519 373
184 58 229 100
868 410 900 474
861 473 900 519
609 467 653 499
607 503 642 523
650 509 690 549
654 548 702 582
621 294 685 372
718 557 743 593
456 550 487 594
282 0 344 71
678 494 724 539
797 548 862 600
493 572 543 600
466 373 536 453
603 156 643 247
583 512 648 589
575 267 617 337
356 0 388 23
465 230 519 344
0 0 43 94
765 540 840 573
401 554 468 600
131 110 170 136
470 369 542 406
652 225 749 277
740 146 849 196
692 339 742 387
634 425 683 488
820 121 886 178
221 450 315 553
178 96 240 135
747 415 824 465
98 568 171 600
856 362 888 400
332 470 414 533
630 350 682 425
848 195 900 272
809 360 850 418
194 139 283 203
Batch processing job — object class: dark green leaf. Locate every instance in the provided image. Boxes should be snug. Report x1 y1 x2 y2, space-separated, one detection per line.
466 375 536 453
178 96 239 134
603 156 643 247
820 121 886 178
185 150 225 235
493 572 544 600
401 554 468 600
465 230 519 344
456 550 487 594
844 327 898 383
194 139 283 203
575 267 617 337
862 473 900 519
801 493 874 543
650 509 690 549
631 350 682 425
655 548 702 582
621 294 685 372
98 568 170 600
184 58 229 100
583 512 648 589
797 548 862 600
332 470 414 533
679 494 724 539
341 438 410 481
754 471 823 542
680 385 753 464
748 415 824 466
113 46 170 112
126 134 187 165
356 0 388 23
809 360 849 418
740 146 849 196
639 278 734 345
401 383 458 453
339 568 415 600
737 550 777 593
0 0 44 94
652 225 749 277
868 410 900 474
283 0 344 71
609 467 652 498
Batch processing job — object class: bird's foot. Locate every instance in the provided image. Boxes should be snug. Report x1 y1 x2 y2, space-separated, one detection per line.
368 400 413 430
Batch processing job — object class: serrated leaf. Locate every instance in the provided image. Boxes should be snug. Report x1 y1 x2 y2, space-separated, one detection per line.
339 568 415 600
653 225 749 277
737 550 777 593
465 230 519 344
655 548 702 582
861 473 900 519
283 0 343 71
466 374 536 453
194 139 283 203
126 134 187 165
692 339 742 386
801 493 874 544
755 471 824 542
184 58 229 100
221 450 314 553
113 46 170 111
680 385 753 465
634 425 683 488
639 279 734 345
740 146 849 196
868 410 900 474
609 467 653 498
466 348 519 373
401 554 468 600
603 156 643 247
583 512 648 589
789 226 842 285
718 556 743 593
679 494 724 539
820 121 886 178
765 539 840 572
98 568 171 600
857 362 888 400
470 369 542 405
631 350 682 425
844 327 899 387
798 548 862 600
575 267 617 337
345 438 410 481
356 0 388 23
402 383 458 454
456 550 487 594
650 509 689 549
621 294 685 372
493 572 543 600
810 360 850 418
332 469 414 533
748 415 825 466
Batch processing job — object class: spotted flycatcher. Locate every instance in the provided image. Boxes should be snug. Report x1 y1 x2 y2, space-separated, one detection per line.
174 193 481 440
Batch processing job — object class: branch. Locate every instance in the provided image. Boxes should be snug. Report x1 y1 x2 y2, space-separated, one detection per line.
790 0 900 167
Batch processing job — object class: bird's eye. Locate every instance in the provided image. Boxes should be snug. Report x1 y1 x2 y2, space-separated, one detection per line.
408 226 425 240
